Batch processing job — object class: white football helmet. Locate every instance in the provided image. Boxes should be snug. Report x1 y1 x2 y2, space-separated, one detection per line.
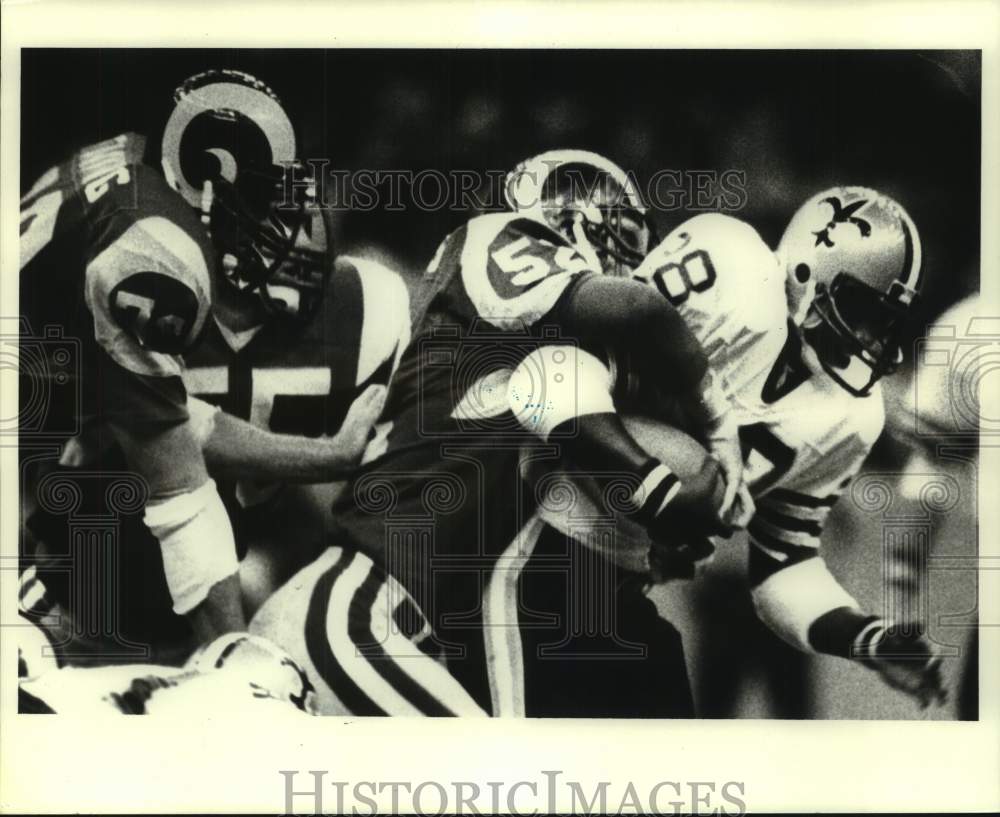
779 186 923 396
185 632 316 713
504 149 654 276
18 633 316 715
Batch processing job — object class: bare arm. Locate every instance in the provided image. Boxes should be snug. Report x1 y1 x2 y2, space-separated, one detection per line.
199 384 386 483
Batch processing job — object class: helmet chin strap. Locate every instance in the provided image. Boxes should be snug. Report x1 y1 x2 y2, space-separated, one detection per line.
802 323 879 396
799 336 829 379
571 215 603 273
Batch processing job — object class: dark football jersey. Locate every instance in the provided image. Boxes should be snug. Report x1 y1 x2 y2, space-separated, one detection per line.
329 212 597 660
18 134 216 663
182 254 410 513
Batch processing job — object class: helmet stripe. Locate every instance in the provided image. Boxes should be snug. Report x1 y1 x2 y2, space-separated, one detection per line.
899 216 920 290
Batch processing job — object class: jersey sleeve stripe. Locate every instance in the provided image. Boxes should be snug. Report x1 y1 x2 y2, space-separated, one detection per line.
754 504 824 536
631 462 681 518
755 498 831 523
20 165 62 209
750 531 817 564
747 530 820 585
748 518 821 552
765 487 840 508
747 544 822 589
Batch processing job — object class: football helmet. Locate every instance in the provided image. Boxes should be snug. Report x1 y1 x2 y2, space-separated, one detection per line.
504 149 654 276
161 69 333 323
186 632 316 713
779 186 923 396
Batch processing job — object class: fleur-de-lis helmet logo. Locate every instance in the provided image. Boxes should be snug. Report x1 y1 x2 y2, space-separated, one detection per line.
812 196 872 247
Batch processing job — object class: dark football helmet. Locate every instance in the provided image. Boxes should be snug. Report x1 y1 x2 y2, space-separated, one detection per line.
779 186 923 396
161 69 333 323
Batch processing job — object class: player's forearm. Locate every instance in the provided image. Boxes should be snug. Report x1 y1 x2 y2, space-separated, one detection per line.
552 273 709 395
550 273 739 451
507 344 654 476
186 574 247 644
507 345 727 539
203 410 357 483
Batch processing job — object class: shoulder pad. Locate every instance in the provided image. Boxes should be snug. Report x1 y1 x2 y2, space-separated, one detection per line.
466 211 573 248
637 213 784 320
108 271 203 354
460 212 593 329
339 254 412 384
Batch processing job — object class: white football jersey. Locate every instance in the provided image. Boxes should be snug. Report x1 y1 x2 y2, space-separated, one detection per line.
635 213 885 561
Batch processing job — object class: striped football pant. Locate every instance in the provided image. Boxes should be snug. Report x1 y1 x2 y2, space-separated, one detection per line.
249 545 490 716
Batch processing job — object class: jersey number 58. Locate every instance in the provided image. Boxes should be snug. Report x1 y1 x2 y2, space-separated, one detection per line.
648 249 717 306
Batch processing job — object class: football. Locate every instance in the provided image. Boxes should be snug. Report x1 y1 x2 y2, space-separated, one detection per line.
523 414 721 573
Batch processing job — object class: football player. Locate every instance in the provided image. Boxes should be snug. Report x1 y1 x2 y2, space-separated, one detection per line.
527 186 948 711
18 70 395 671
170 74 410 613
19 631 316 717
251 149 745 715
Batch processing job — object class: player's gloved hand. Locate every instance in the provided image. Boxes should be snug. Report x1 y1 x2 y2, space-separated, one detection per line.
853 621 949 709
707 423 744 521
327 384 388 471
686 367 744 524
639 456 735 544
724 482 756 530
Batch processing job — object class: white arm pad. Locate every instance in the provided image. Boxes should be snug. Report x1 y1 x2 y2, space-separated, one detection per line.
143 479 239 615
187 396 221 447
507 345 615 441
751 556 862 653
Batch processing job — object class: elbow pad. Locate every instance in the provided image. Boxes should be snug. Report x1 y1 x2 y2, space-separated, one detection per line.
751 556 862 653
507 345 615 440
143 479 238 615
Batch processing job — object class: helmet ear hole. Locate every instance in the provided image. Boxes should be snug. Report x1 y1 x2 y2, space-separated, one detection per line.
795 263 811 283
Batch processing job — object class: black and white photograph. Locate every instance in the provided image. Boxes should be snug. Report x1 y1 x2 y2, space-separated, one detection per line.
2 1 998 814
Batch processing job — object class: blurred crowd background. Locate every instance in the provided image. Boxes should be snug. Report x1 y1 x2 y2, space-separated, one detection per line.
21 48 981 719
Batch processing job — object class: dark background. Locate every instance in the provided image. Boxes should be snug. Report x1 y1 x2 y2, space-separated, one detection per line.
21 49 980 328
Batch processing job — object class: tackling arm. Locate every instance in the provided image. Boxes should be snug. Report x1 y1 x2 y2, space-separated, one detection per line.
508 344 731 577
550 273 709 395
545 273 746 523
198 384 387 483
